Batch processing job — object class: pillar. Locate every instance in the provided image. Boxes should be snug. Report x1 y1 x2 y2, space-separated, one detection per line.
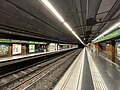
44 44 49 52
8 44 12 57
111 40 115 62
22 44 26 55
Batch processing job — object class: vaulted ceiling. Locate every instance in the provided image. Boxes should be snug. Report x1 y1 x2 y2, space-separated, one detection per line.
0 0 120 44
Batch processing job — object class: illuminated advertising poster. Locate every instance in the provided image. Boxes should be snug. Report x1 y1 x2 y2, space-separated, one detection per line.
12 44 22 55
29 45 35 53
0 44 9 56
116 42 120 55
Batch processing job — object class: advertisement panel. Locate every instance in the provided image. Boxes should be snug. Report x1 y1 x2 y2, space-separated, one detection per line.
48 43 57 52
0 44 9 56
12 44 22 55
29 45 35 53
116 41 120 55
36 45 44 52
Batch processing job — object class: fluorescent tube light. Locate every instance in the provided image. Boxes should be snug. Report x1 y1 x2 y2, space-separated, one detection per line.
63 22 73 32
93 22 120 42
40 0 85 45
64 22 85 45
103 23 120 35
40 0 65 23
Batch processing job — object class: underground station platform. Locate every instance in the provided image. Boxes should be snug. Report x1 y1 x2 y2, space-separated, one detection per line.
0 0 120 90
0 48 119 90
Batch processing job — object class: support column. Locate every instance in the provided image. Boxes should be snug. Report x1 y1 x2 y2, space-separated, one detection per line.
8 44 12 57
44 44 49 52
22 44 26 55
111 40 115 62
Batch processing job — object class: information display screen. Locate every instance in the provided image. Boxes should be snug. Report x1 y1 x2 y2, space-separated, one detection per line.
12 44 22 55
29 45 35 53
0 44 9 56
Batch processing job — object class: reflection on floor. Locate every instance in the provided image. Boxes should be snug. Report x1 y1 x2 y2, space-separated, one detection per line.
54 48 120 90
90 49 120 90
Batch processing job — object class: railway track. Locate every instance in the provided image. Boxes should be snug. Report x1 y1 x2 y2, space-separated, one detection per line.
25 49 81 90
0 49 81 90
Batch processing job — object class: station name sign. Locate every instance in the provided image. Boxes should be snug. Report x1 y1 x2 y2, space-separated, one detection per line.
0 39 47 44
95 29 120 43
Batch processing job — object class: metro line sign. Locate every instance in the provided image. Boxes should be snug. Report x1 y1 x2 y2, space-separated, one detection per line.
27 41 47 44
0 39 47 44
0 39 10 43
95 29 120 43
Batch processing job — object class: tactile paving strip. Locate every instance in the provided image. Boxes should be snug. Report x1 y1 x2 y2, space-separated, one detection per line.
86 48 108 90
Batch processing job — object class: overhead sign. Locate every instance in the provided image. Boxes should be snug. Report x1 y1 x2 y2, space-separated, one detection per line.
11 40 28 43
95 29 120 43
27 41 47 44
0 39 10 43
0 39 47 44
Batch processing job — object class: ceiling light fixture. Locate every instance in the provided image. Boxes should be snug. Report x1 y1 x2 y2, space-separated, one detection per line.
93 22 120 42
40 0 85 45
63 22 85 45
63 22 73 32
40 0 65 23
